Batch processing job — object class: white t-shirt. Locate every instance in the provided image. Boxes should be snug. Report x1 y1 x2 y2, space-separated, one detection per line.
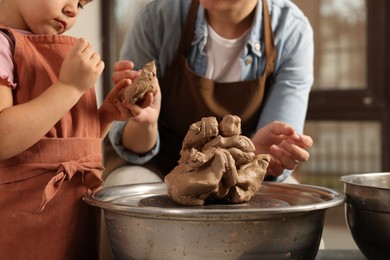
205 25 249 83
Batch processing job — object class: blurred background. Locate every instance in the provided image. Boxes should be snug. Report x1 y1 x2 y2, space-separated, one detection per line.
292 0 385 192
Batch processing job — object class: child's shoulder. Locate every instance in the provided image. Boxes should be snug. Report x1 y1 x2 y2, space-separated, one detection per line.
0 27 15 54
0 30 17 89
0 29 14 43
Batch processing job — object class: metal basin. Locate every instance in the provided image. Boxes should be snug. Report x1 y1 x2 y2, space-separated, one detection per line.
84 182 344 260
340 172 390 260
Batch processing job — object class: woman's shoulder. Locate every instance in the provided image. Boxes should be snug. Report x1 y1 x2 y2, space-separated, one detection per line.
268 0 313 46
269 0 311 25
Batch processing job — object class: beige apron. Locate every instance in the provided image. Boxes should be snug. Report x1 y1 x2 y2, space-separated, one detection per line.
149 0 276 176
0 27 103 259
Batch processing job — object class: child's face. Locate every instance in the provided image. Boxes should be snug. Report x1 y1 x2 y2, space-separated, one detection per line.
16 0 91 34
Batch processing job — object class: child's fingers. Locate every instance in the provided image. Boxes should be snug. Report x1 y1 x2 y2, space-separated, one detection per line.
97 59 105 72
71 38 90 55
75 38 101 62
90 52 101 63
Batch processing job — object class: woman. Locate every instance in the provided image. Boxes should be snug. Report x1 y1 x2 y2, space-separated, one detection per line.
109 0 313 182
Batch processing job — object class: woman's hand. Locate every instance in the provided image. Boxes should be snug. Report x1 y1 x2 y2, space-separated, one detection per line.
251 121 313 177
98 60 161 138
100 73 161 124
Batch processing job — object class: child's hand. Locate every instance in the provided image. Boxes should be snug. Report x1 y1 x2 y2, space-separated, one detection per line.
59 38 104 93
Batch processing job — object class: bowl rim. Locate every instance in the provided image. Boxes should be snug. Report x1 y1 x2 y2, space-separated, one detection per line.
339 172 390 190
84 182 345 218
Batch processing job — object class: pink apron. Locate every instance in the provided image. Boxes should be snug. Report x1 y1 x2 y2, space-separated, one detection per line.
0 26 103 259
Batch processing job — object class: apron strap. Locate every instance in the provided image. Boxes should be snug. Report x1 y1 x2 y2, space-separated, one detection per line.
262 0 276 75
178 0 200 55
39 159 104 211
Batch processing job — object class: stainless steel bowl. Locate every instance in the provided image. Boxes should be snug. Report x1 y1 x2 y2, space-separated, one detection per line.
84 182 344 260
340 172 390 260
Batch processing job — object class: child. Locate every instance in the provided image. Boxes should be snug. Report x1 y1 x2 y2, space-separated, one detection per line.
0 0 160 258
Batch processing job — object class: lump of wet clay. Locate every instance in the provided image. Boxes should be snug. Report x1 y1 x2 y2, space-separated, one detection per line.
119 60 157 105
164 115 270 206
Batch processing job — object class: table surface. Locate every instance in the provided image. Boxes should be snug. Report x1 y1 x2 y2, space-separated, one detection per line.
316 249 366 259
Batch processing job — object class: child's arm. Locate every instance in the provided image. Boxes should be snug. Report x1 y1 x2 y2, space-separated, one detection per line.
0 38 104 160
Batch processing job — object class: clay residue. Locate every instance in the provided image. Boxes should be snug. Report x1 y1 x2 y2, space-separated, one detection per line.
119 60 157 105
164 115 270 206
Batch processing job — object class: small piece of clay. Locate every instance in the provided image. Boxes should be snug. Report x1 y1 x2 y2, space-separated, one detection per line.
164 115 270 206
119 60 157 105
